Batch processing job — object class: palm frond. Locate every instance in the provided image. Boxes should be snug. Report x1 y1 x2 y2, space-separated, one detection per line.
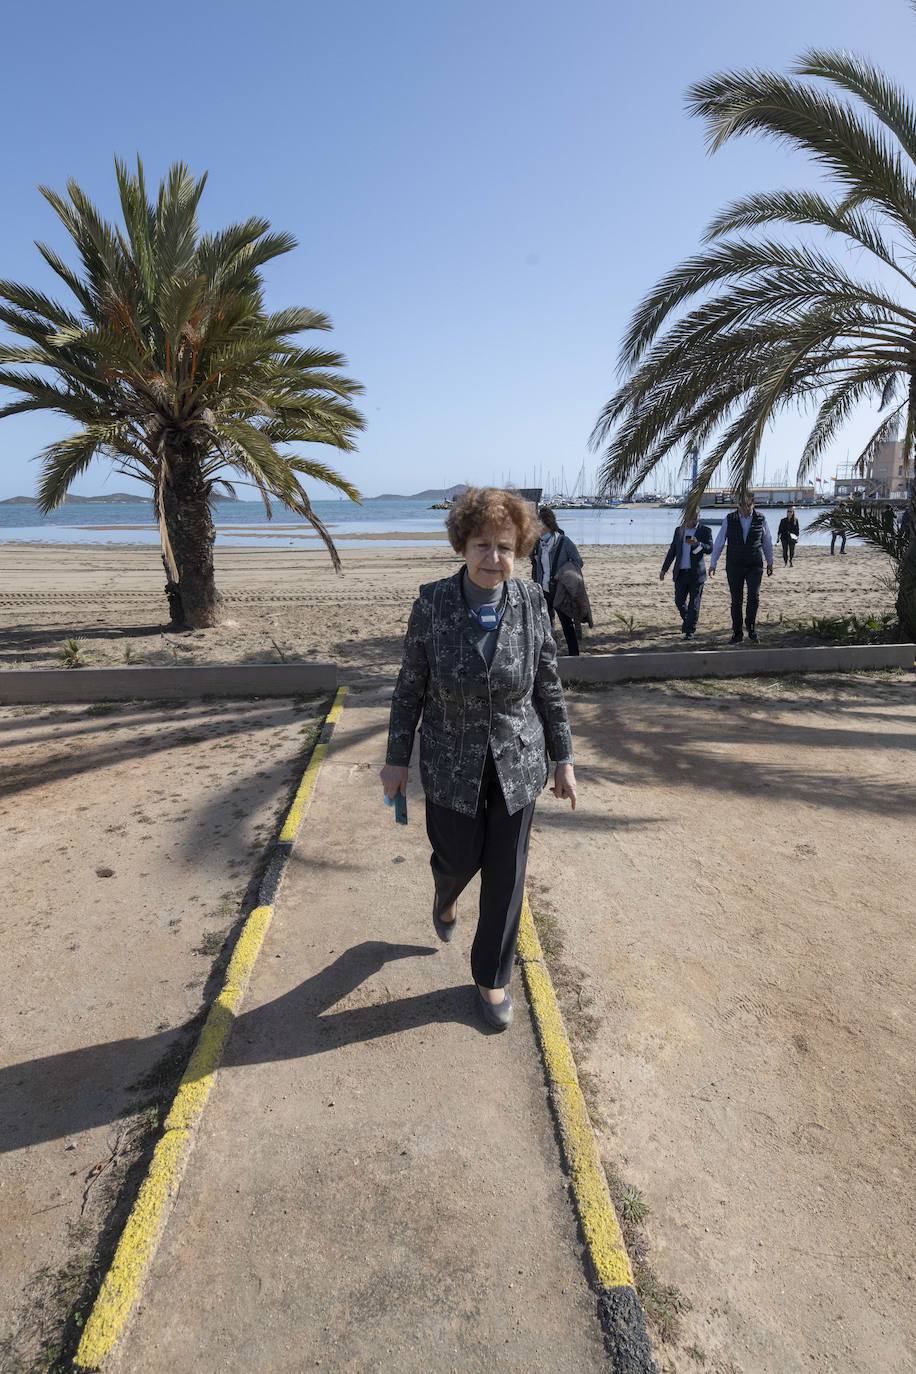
852 409 907 475
687 69 916 240
35 427 119 511
798 380 902 477
807 500 908 560
797 49 916 167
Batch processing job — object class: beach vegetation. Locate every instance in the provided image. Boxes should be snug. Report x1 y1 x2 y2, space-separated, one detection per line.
60 637 82 668
591 9 916 636
809 610 899 645
808 499 912 632
0 159 365 628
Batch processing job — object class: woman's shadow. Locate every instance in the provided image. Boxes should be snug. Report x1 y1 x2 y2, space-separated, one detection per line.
2 941 481 1154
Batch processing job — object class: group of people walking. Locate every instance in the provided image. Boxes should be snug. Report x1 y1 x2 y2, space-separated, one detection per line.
660 493 775 643
378 483 910 1036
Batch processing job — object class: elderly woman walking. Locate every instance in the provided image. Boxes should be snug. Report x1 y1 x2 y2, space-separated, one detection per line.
380 488 577 1031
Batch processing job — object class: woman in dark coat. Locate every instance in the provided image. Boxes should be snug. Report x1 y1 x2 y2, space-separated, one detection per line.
530 506 584 653
777 506 800 567
380 488 577 1031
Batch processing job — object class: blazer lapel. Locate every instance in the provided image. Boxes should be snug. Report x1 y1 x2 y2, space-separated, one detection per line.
489 579 523 675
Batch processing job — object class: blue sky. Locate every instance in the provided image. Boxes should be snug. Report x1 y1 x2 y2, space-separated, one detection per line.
1 0 913 500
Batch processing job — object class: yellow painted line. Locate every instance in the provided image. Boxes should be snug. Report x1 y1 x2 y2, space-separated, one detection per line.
518 896 635 1292
278 685 347 844
74 689 345 1372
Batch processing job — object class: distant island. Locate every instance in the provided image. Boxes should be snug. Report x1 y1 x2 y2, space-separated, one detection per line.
0 492 239 505
366 484 468 502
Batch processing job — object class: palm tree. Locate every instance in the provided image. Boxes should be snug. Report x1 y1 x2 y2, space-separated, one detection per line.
0 159 365 628
590 14 916 636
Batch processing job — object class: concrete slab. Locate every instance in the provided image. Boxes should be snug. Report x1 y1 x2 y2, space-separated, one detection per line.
0 662 338 704
559 642 915 683
117 691 607 1373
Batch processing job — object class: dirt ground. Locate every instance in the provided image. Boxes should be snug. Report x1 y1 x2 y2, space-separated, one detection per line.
0 542 896 684
0 695 326 1371
115 690 611 1374
528 673 916 1373
2 543 913 1371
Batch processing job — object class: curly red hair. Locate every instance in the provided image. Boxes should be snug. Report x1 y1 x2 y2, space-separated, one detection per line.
446 487 540 556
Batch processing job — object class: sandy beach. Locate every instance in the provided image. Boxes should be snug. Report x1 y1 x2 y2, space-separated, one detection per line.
0 542 895 680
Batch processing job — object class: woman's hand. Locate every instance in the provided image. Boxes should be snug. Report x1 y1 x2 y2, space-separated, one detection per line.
380 764 409 800
552 762 577 810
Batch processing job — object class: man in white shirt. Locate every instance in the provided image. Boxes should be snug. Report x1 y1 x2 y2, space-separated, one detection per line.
709 493 774 643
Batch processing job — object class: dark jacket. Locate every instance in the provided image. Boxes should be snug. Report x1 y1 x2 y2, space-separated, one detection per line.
661 522 714 587
530 531 583 597
553 564 593 629
386 570 573 817
777 516 800 543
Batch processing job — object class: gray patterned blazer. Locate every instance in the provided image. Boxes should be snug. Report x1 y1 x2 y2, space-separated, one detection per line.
386 569 573 817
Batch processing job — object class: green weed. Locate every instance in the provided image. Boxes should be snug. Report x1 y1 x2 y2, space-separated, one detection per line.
809 611 898 645
60 638 82 669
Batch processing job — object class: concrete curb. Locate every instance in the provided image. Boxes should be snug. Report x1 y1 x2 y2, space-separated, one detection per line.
517 899 658 1373
0 662 338 705
72 686 347 1372
559 641 915 684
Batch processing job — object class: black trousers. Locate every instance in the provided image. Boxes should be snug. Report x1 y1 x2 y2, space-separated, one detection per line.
780 536 794 565
546 592 580 655
726 563 763 635
426 753 536 989
673 571 704 634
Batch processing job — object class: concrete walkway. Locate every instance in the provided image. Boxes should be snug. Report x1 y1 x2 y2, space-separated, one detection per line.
119 690 607 1373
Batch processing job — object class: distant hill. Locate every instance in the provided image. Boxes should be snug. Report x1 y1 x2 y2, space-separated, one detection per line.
0 492 239 505
0 492 141 506
366 484 468 502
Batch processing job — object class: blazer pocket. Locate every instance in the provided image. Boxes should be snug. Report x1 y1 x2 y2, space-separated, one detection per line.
518 724 546 753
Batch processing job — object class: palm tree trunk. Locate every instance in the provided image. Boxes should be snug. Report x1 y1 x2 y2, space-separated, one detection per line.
161 437 219 629
898 373 916 642
896 496 916 641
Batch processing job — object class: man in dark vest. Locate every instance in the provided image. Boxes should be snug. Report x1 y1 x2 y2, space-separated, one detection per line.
709 492 774 643
659 503 714 639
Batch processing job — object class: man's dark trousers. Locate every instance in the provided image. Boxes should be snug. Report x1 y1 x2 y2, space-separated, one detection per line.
726 565 763 636
426 751 535 989
674 570 704 635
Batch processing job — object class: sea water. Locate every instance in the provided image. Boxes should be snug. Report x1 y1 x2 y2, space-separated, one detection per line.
0 499 842 547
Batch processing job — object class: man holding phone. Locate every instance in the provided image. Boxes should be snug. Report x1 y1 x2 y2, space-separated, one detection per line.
659 504 715 640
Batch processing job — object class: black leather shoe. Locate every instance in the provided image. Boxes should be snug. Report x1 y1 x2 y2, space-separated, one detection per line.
729 633 743 645
476 986 513 1030
747 629 759 642
433 899 457 942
